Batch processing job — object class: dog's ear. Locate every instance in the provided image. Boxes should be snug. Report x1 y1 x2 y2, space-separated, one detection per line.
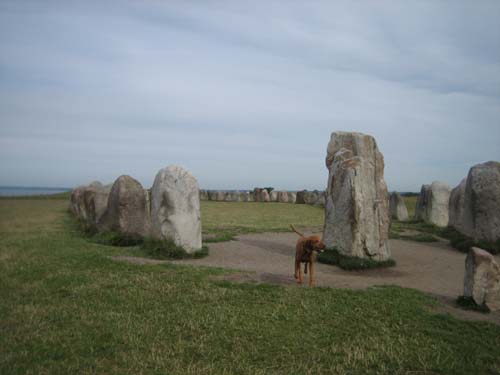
304 239 314 250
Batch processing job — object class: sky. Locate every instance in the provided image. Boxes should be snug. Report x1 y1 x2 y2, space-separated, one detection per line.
1 1 499 192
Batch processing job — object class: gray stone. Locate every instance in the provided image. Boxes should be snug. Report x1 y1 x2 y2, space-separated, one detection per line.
295 190 306 204
151 165 202 252
199 189 208 201
261 189 270 202
415 184 430 221
462 161 500 243
415 182 451 227
215 191 226 201
287 192 297 203
83 181 110 227
323 131 390 261
389 192 409 221
464 247 500 311
99 175 150 237
277 191 289 203
270 190 278 202
449 179 466 231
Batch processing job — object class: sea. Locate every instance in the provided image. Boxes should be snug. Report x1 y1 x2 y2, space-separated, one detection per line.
0 186 71 197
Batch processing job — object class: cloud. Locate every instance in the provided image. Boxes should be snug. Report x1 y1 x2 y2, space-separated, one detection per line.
0 0 499 191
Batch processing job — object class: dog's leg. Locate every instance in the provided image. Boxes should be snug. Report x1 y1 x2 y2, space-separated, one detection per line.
308 256 314 287
294 259 299 280
297 261 303 284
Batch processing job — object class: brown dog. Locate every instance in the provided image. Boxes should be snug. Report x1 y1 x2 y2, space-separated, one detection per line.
291 225 326 287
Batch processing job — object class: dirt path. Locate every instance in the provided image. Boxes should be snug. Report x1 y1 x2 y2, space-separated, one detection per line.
175 232 500 324
114 232 500 324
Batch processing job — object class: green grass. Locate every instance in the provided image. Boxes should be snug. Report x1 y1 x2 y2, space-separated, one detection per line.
391 219 500 255
200 200 324 240
318 248 396 270
1 198 500 374
403 195 417 219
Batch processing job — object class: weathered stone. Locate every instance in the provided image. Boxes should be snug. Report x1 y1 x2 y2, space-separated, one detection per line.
277 191 289 203
449 179 466 231
389 192 409 221
151 165 202 252
270 190 278 202
199 189 208 201
239 192 252 202
215 191 226 201
252 188 262 202
323 131 390 261
207 191 218 201
260 189 270 202
99 175 150 237
83 181 110 227
315 191 326 206
70 185 86 220
287 192 297 203
464 247 500 311
303 191 318 205
415 184 430 221
296 190 306 204
224 191 240 202
462 161 500 243
415 182 451 227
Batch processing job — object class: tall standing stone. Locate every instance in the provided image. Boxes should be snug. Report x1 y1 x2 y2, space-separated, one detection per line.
287 192 297 203
389 192 409 221
99 175 150 237
415 184 430 221
83 181 110 227
150 165 202 252
323 131 390 261
270 190 278 202
449 179 466 231
415 182 451 227
462 161 500 243
277 191 289 203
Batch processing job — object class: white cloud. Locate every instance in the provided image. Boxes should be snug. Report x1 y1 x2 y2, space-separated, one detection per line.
0 0 499 190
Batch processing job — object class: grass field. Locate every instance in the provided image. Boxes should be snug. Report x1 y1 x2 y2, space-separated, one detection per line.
1 197 500 374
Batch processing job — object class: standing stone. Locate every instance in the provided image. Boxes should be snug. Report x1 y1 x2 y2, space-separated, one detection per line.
270 190 278 202
464 247 500 311
239 192 252 202
389 192 409 221
323 131 390 261
252 188 262 202
260 189 270 202
224 191 240 202
199 189 208 201
207 191 217 201
151 166 202 252
70 185 87 220
449 179 466 231
99 175 150 237
83 181 110 227
316 191 326 206
462 161 500 243
277 191 289 203
287 192 297 203
215 191 226 201
296 190 306 204
414 182 451 227
415 184 431 221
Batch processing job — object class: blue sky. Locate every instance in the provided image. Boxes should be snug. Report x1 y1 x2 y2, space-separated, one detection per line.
1 1 499 191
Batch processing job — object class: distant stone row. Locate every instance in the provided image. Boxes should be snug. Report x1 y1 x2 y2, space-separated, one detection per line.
405 161 500 245
70 165 202 253
199 189 326 205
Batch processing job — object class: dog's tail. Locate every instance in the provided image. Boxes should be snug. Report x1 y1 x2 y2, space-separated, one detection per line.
290 224 304 237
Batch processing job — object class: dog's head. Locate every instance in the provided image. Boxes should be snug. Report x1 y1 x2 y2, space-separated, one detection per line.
305 236 326 253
